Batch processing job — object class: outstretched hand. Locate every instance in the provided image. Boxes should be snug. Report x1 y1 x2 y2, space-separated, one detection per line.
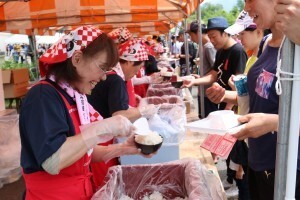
233 113 279 140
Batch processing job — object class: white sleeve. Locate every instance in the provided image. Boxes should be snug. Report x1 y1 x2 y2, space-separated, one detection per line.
132 75 151 85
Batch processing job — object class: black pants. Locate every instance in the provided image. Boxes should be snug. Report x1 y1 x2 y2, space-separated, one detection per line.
248 167 300 200
197 96 218 118
225 160 250 200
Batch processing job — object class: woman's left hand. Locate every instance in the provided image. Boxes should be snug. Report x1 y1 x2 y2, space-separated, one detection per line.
120 135 154 158
233 113 278 140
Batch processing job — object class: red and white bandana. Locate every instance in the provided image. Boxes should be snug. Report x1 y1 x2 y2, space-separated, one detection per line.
108 27 132 44
39 26 103 77
152 42 164 54
119 38 149 61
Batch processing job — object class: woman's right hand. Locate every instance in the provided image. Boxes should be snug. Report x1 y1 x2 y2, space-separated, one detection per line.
100 115 135 137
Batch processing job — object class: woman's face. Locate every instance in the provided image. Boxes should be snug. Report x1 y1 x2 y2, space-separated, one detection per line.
122 61 144 81
73 51 108 94
244 0 276 29
240 30 261 51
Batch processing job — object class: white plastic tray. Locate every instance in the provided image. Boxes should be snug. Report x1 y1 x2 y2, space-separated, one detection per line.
185 111 245 135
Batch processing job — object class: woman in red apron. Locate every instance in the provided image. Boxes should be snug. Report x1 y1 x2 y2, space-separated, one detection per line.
19 26 141 200
88 39 159 187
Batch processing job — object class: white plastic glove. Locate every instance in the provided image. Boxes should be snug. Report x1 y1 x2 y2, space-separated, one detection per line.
132 76 151 85
138 104 160 119
149 73 163 84
81 115 135 149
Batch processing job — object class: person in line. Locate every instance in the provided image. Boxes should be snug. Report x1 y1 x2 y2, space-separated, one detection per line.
220 10 264 200
176 30 197 75
185 21 217 118
225 11 264 75
183 17 248 111
19 26 147 200
170 35 181 56
206 1 300 198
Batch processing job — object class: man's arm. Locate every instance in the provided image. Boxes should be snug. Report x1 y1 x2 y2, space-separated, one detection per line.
182 70 218 88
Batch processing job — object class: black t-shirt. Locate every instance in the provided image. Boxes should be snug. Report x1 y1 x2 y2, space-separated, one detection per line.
145 55 159 75
213 43 247 90
20 80 75 174
179 41 196 66
87 74 129 119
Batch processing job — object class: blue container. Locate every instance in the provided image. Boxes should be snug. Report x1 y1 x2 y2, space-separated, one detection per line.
233 74 248 96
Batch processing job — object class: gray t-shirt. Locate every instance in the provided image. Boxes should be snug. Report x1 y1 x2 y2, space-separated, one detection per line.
198 42 216 96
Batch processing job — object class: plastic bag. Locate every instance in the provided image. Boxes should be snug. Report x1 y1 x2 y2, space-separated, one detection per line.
149 106 186 145
92 159 224 200
182 88 194 109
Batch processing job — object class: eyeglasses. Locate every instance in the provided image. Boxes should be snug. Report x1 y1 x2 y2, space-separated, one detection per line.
93 61 107 74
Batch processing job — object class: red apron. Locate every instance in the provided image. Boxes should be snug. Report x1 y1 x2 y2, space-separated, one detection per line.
23 81 93 200
89 141 119 189
126 79 137 107
134 67 149 98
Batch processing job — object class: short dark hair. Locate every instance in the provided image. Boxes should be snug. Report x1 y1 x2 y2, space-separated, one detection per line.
46 33 118 84
119 59 143 66
208 28 226 35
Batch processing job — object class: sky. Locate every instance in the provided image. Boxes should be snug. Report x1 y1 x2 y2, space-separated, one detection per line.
203 0 239 12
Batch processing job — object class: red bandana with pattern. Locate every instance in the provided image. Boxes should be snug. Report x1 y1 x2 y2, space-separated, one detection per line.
39 26 102 77
119 38 149 61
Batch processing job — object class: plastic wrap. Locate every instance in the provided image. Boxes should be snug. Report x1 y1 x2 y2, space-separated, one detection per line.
150 83 172 89
139 95 186 145
157 60 173 71
146 87 180 97
0 114 20 145
0 114 21 187
92 159 224 200
141 95 183 106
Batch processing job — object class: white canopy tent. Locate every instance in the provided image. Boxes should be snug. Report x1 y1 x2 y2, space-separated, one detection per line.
4 34 29 44
4 33 62 44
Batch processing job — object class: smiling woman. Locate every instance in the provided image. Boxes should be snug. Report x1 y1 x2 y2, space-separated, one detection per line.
19 26 146 200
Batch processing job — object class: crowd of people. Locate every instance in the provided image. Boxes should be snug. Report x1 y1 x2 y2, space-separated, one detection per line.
6 43 52 64
182 0 300 199
17 0 300 199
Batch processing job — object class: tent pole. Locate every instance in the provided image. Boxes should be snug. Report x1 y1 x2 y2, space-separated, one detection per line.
28 29 40 79
284 44 300 200
274 38 295 200
196 2 205 119
184 19 190 75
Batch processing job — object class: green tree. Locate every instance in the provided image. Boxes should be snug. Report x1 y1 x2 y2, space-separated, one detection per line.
237 0 245 12
187 1 243 26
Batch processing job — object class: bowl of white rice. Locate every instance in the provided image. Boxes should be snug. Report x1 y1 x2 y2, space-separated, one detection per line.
134 132 163 155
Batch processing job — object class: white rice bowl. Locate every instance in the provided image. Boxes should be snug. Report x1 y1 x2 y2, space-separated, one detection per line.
135 131 163 145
